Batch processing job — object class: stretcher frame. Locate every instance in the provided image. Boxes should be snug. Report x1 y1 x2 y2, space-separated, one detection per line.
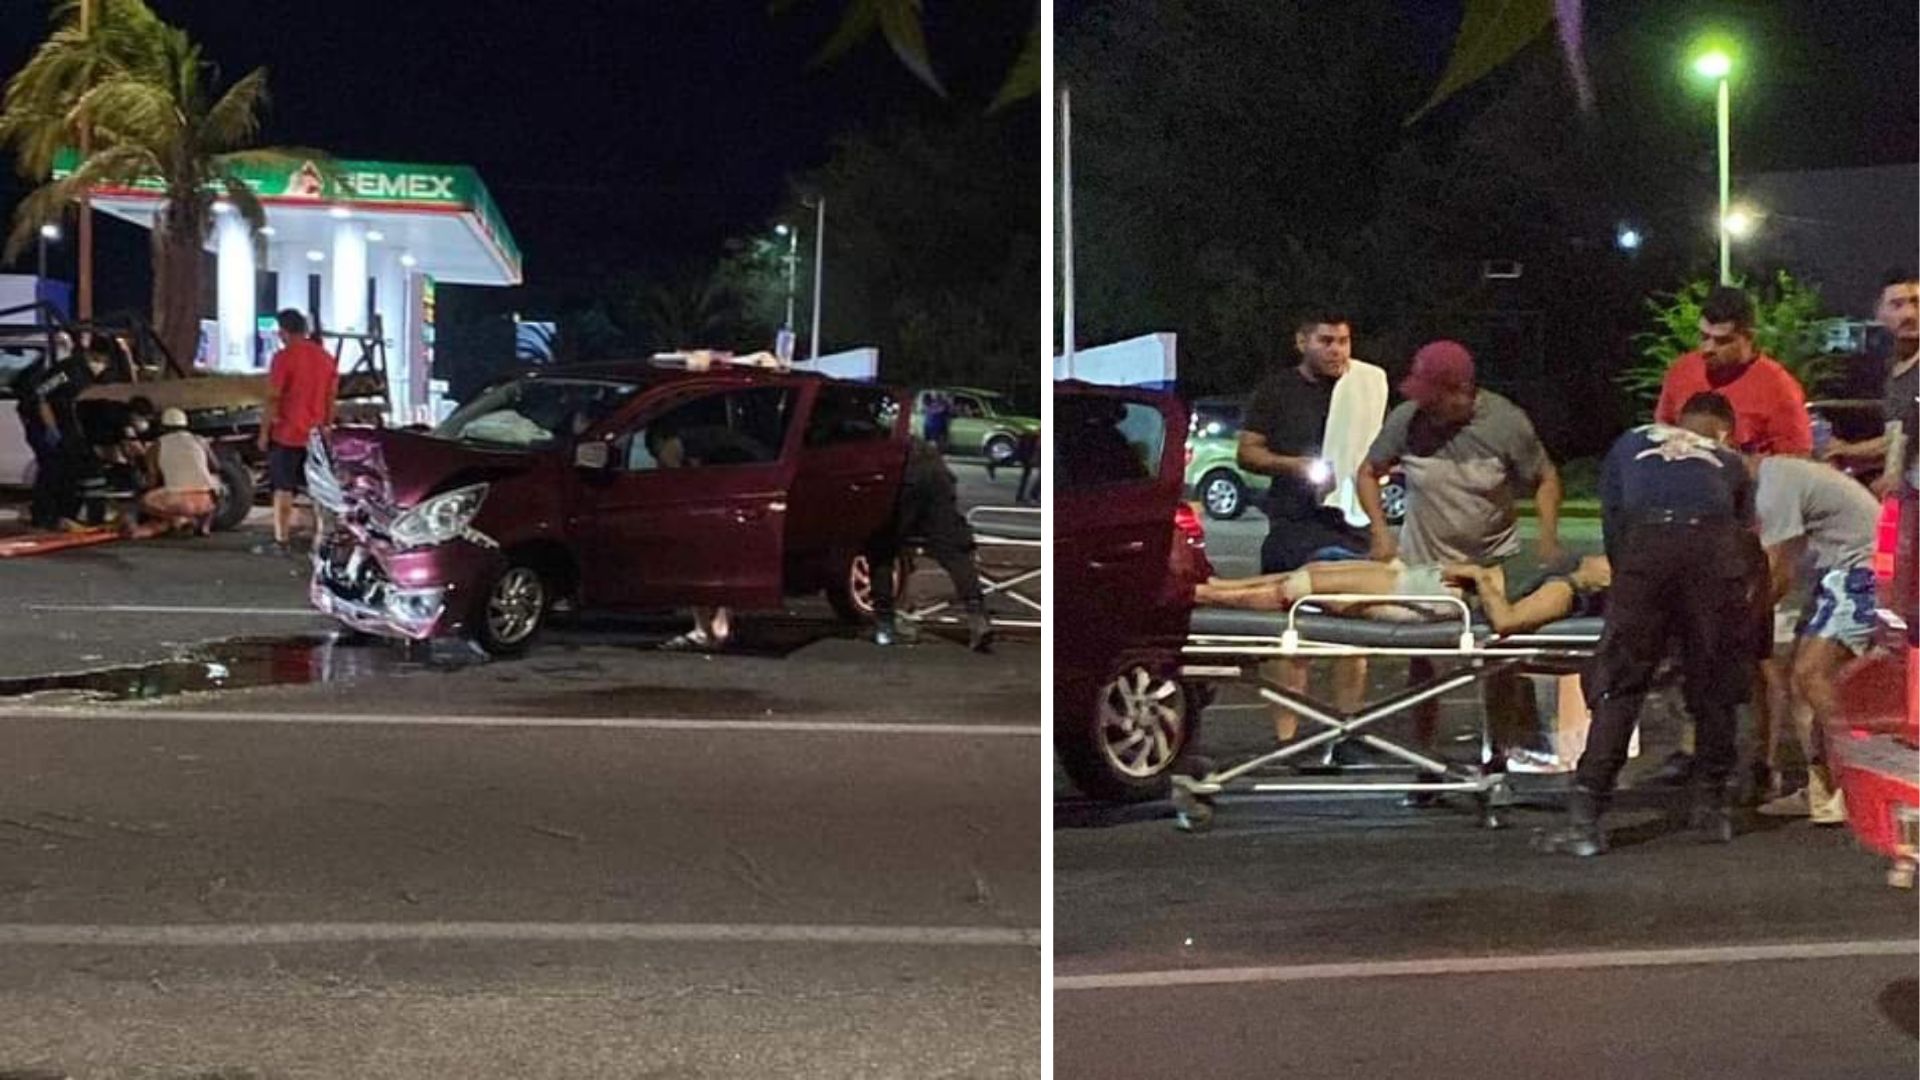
901 505 1041 631
1170 593 1603 833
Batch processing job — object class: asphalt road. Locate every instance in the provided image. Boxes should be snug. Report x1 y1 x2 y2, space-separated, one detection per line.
0 462 1042 1078
1056 506 1917 1079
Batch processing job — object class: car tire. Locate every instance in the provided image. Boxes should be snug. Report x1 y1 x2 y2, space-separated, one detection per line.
984 434 1017 465
210 449 255 532
828 550 909 624
474 560 549 657
1059 664 1203 802
1381 477 1408 526
1198 468 1247 520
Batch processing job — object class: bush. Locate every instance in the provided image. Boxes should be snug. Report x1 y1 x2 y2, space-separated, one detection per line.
1619 271 1844 420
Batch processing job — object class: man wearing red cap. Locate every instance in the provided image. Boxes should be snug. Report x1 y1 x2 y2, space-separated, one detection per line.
1358 340 1562 568
1357 341 1563 777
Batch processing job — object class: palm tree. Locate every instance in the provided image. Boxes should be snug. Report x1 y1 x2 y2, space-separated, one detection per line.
1 1 325 365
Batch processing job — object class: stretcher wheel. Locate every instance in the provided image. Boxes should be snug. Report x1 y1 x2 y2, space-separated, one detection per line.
1172 788 1215 834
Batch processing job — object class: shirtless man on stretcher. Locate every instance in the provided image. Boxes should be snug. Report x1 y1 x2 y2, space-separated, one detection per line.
1195 553 1610 635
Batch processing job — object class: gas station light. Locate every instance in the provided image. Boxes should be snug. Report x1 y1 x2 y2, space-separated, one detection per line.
366 229 386 242
328 206 352 220
38 223 60 241
306 249 326 262
259 226 276 237
399 252 418 268
211 199 234 215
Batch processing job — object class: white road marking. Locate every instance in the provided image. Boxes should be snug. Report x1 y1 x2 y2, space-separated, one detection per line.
25 604 318 617
0 706 1040 738
1054 938 1920 991
0 921 1039 949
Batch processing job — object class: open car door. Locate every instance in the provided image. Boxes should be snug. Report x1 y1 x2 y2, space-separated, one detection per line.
572 379 803 611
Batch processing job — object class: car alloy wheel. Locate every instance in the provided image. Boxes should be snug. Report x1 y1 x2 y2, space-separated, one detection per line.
984 434 1018 465
1201 470 1244 519
1097 666 1190 780
486 566 547 646
1381 479 1408 524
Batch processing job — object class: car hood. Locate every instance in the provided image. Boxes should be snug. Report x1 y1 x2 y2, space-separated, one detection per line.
318 427 536 510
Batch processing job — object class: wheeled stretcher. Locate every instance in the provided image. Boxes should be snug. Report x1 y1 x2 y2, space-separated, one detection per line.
901 506 1041 631
1171 594 1607 832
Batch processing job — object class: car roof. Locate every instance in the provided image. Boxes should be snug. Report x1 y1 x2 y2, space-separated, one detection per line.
516 361 840 388
923 385 1003 397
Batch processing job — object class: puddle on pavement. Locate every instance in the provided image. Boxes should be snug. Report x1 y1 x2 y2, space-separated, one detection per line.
0 634 479 703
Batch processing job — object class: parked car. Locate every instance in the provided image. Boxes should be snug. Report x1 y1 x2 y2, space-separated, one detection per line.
1808 398 1888 490
912 387 1039 465
307 361 911 655
1183 394 1406 525
1055 381 1214 800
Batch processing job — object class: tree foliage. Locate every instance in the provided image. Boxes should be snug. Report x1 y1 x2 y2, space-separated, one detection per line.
1 0 326 363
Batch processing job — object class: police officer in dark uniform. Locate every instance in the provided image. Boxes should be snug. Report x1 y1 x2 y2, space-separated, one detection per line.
27 337 111 528
1545 391 1759 857
866 437 993 653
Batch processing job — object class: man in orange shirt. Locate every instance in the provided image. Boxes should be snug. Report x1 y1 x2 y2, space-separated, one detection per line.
254 309 338 556
1653 286 1813 457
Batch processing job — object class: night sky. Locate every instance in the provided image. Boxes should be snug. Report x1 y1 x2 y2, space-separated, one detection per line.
0 1 1910 314
0 0 1035 311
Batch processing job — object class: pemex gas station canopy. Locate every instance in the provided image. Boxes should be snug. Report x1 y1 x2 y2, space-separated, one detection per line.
55 151 523 286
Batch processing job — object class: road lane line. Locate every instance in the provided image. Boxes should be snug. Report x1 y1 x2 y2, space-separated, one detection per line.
25 604 319 617
0 706 1040 738
1055 939 1920 991
0 922 1039 949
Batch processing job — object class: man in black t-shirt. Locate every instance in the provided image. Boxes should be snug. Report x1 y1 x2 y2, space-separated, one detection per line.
1236 311 1387 742
1239 313 1378 574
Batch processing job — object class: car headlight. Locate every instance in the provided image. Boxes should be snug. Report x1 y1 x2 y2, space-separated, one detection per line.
389 483 489 548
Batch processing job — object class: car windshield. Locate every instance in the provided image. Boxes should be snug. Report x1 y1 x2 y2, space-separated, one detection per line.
434 378 640 449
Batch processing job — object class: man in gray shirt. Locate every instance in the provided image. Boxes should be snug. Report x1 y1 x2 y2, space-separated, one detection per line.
1356 341 1564 783
1752 455 1883 824
1358 341 1563 567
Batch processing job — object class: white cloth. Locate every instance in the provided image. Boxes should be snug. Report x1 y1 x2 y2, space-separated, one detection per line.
1320 359 1388 527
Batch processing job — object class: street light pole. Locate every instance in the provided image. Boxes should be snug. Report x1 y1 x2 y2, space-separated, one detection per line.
1715 74 1731 285
807 197 825 362
780 227 798 331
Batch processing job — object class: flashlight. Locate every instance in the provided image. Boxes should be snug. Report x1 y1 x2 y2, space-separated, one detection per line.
1307 458 1332 486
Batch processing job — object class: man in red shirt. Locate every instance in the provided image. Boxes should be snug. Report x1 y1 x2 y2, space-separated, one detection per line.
1654 286 1813 457
255 308 338 556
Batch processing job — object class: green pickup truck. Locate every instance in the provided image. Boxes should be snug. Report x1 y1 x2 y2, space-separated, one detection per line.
912 387 1039 465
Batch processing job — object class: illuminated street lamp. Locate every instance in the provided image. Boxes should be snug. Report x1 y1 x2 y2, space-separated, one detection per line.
1721 205 1758 240
1690 43 1738 283
774 223 798 332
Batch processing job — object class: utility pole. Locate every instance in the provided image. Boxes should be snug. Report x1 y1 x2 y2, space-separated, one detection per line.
77 0 94 320
807 197 825 362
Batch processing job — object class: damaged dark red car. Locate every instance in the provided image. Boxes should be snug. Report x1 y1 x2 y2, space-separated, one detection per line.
306 362 911 654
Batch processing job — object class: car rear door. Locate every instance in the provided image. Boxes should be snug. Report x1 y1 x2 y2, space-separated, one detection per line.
786 381 910 582
572 379 802 611
1054 382 1190 681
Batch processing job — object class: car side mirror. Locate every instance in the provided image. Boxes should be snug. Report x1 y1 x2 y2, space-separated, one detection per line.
573 440 612 471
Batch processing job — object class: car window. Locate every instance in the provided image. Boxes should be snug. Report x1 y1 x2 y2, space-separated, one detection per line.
1190 403 1242 439
436 378 640 449
625 386 794 471
806 384 900 448
1057 396 1168 492
950 395 984 419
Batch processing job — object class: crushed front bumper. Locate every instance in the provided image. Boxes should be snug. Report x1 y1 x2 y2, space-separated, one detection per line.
309 533 497 642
